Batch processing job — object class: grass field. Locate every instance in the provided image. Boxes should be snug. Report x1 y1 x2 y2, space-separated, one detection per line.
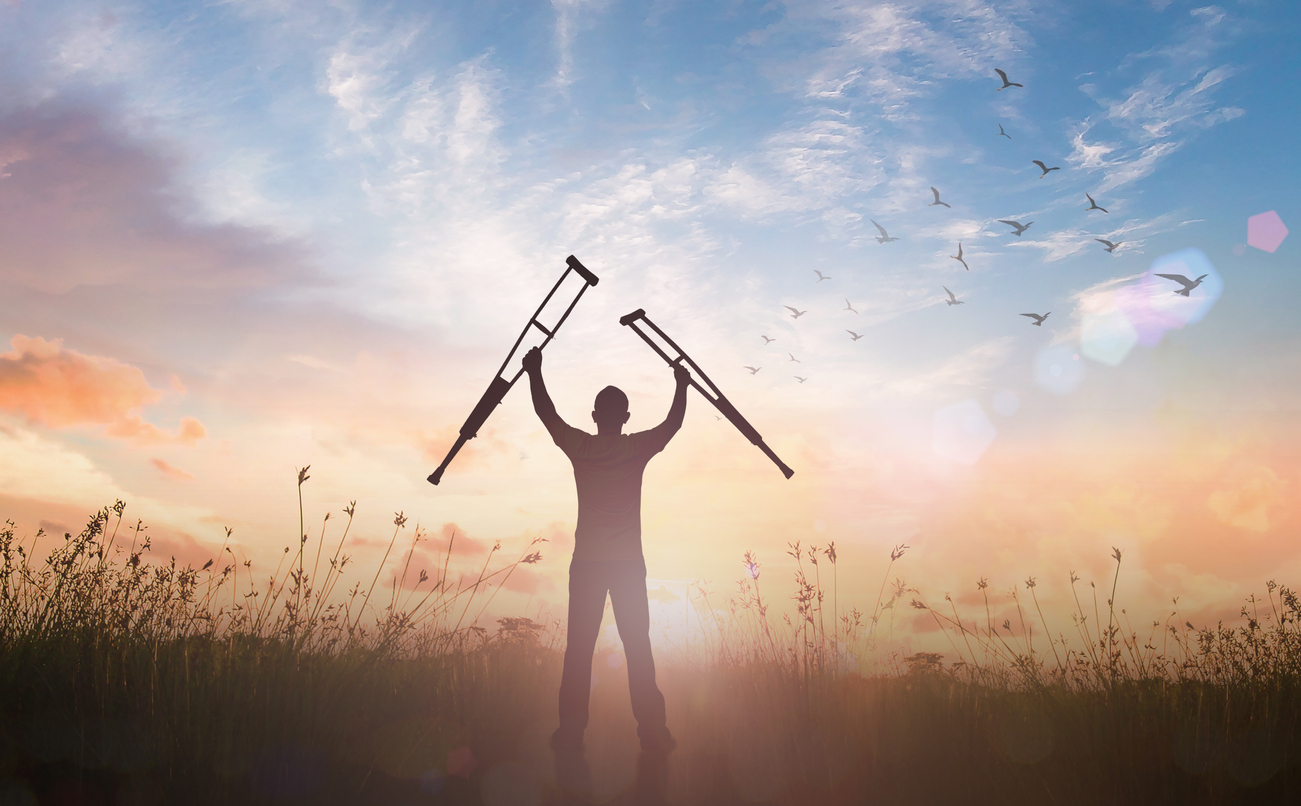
2 491 1299 805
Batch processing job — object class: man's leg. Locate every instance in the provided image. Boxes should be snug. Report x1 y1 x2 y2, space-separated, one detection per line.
556 559 608 745
608 561 670 748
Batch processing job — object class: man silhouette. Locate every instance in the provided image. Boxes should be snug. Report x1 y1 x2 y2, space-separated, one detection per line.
522 345 688 753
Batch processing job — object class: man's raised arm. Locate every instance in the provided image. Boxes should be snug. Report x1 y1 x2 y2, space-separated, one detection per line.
646 364 690 446
523 346 568 439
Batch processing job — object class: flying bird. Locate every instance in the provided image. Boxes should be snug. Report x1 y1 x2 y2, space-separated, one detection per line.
871 220 899 244
788 353 801 363
844 299 858 314
997 123 1011 139
784 306 808 319
1032 160 1060 178
998 219 1033 237
743 366 761 375
929 187 951 208
814 270 831 283
1021 312 1050 326
794 376 808 383
1095 239 1122 253
1086 193 1108 213
1155 273 1209 296
761 335 775 345
994 68 1023 90
950 242 969 271
943 286 964 306
847 330 864 341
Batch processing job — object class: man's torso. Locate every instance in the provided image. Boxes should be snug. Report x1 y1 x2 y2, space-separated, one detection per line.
553 424 670 562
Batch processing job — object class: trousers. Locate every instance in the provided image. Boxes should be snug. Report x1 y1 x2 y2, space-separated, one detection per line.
558 558 666 737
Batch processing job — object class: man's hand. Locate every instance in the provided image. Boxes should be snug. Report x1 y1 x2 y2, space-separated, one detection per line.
522 346 542 375
673 362 690 388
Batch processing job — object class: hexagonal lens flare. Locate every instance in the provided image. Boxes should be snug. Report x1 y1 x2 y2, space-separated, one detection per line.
1114 248 1221 347
1080 307 1139 367
932 399 996 465
1248 211 1288 253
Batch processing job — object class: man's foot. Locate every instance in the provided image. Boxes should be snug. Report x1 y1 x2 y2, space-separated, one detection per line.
550 726 584 752
638 725 676 753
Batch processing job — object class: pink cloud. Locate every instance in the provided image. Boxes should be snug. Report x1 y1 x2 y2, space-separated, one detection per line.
151 458 194 481
0 334 205 445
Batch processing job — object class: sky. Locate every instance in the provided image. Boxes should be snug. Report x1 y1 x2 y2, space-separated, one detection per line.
1 0 1299 660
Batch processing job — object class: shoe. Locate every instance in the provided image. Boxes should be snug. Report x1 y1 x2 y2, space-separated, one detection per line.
639 726 676 753
550 726 584 752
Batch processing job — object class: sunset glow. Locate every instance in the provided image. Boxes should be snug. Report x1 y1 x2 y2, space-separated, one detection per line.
1 0 1298 663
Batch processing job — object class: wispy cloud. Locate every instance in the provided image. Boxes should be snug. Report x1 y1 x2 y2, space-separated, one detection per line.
1072 6 1243 193
1004 209 1192 263
788 0 1032 117
883 337 1016 400
551 0 608 90
1106 65 1244 140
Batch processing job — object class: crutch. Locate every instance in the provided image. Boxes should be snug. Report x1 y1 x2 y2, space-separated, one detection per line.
619 309 794 479
427 255 599 485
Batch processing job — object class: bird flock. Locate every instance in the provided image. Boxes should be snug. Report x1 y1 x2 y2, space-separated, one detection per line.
744 67 1204 385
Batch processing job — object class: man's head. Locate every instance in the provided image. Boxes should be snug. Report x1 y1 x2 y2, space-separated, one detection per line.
592 385 630 433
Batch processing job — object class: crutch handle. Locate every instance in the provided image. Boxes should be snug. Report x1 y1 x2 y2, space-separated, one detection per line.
566 255 599 287
619 308 646 327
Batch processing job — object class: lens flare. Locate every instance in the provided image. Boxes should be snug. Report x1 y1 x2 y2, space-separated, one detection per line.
1034 343 1086 395
1080 307 1139 367
1114 248 1222 347
991 390 1021 416
1248 210 1288 253
932 399 996 465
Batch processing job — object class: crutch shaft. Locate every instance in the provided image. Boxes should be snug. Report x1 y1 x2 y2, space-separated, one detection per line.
427 434 469 486
619 308 793 479
428 257 599 486
427 375 512 486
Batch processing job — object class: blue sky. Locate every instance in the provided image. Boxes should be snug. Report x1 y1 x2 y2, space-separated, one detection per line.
1 0 1298 647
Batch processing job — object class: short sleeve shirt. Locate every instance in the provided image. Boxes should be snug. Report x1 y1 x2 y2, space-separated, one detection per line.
551 422 674 562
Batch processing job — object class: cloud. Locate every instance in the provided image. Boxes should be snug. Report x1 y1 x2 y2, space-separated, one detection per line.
551 0 608 89
0 335 204 445
151 458 194 481
1071 7 1243 193
1207 465 1285 534
1067 122 1116 170
1005 229 1099 263
884 337 1015 400
0 102 312 296
1105 66 1242 140
108 416 206 446
788 0 1031 117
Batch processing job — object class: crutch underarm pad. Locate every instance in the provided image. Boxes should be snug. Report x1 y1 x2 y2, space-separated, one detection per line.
619 309 646 327
566 255 599 287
